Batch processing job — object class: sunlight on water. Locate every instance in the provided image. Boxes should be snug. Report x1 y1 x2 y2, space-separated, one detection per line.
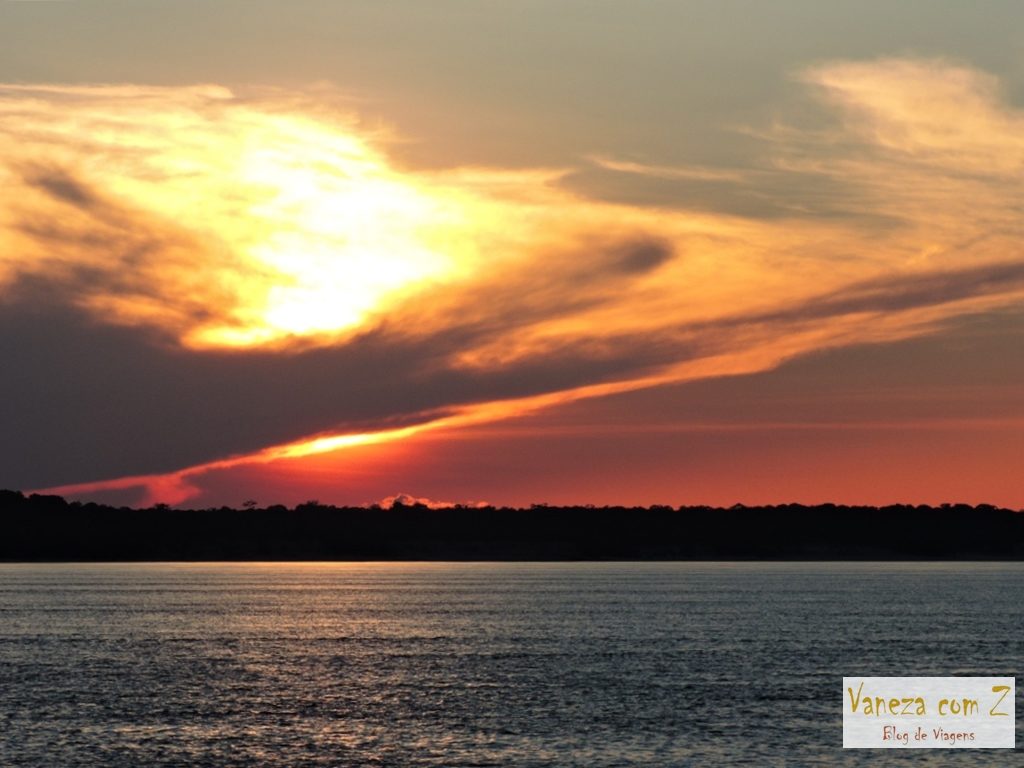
0 563 1021 766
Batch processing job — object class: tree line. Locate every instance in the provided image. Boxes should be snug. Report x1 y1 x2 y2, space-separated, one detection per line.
1 489 1021 561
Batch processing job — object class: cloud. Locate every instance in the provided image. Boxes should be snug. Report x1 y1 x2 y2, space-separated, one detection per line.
1 61 1023 502
376 493 486 510
26 165 98 207
801 58 1024 175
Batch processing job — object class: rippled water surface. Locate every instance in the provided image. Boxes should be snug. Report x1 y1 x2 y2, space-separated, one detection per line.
0 562 1021 766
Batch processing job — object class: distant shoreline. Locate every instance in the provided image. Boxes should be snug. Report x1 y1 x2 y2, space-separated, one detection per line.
2 490 1022 562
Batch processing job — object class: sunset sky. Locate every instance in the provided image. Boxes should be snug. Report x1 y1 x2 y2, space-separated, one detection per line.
2 1 1023 508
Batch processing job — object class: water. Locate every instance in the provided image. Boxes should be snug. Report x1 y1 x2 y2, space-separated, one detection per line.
0 562 1020 766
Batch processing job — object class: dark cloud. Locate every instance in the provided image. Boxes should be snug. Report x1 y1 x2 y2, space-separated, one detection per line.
535 307 1024 429
24 165 100 209
4 252 1023 492
0 298 683 491
608 238 674 274
181 309 1024 511
703 259 1024 332
8 164 267 337
0 160 700 493
559 165 900 225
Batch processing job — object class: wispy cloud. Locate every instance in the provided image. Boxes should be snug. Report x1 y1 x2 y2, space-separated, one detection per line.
376 493 487 510
587 155 751 183
3 59 1023 503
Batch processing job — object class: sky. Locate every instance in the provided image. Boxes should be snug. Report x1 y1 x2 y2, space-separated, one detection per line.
1 1 1023 509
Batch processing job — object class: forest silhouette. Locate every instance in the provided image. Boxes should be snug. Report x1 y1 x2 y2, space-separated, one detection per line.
1 490 1021 561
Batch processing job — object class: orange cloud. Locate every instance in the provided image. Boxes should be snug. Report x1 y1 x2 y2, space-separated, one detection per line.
5 59 1024 503
376 493 487 510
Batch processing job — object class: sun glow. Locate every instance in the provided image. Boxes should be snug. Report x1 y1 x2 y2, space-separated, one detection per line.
0 85 501 349
194 126 465 347
3 76 1023 366
7 68 1024 506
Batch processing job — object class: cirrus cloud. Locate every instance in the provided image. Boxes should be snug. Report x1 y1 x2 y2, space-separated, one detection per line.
2 58 1023 504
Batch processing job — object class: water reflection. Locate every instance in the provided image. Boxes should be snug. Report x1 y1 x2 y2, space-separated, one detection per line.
0 563 1021 766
